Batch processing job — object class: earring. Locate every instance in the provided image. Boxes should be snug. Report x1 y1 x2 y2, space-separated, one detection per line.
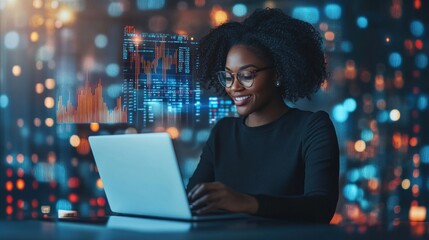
275 81 281 87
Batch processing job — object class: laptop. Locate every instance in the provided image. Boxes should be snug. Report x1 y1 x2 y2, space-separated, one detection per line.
88 133 249 221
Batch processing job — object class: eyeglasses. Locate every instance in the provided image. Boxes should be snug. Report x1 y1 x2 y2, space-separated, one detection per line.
216 66 274 88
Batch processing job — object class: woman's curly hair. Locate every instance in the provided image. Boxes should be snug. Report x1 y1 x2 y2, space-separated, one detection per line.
196 8 327 102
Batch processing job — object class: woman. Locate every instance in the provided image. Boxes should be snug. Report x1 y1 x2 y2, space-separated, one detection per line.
187 8 339 224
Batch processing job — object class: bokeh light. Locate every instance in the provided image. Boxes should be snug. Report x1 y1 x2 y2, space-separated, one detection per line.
30 32 39 42
0 95 9 108
417 95 428 110
107 2 124 17
12 65 22 76
343 184 359 201
415 53 428 69
16 179 25 190
44 97 55 108
70 135 81 147
35 83 44 94
57 8 74 23
341 41 353 53
410 20 424 37
137 0 165 10
90 123 100 132
402 179 411 189
332 104 348 123
4 31 19 49
232 3 247 17
389 52 402 68
45 78 55 89
324 4 342 20
324 31 335 41
166 127 180 139
45 118 54 127
390 109 401 121
33 0 43 8
94 34 108 48
105 63 120 77
343 98 357 112
211 6 228 26
96 178 103 189
292 7 319 24
356 16 368 28
354 140 366 152
420 146 429 163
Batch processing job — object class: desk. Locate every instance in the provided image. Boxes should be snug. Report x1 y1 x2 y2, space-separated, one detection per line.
0 216 428 240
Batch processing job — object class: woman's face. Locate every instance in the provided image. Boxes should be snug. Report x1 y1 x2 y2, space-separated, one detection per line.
224 44 281 117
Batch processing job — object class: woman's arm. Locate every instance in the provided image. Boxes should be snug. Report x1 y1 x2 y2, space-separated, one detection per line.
186 127 217 192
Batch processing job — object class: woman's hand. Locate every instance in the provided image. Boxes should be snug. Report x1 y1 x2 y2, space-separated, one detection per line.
187 182 258 215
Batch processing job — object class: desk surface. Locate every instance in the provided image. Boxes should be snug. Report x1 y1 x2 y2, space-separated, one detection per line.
0 216 428 240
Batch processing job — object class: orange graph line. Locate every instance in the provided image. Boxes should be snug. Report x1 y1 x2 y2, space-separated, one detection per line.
56 74 127 123
129 38 178 89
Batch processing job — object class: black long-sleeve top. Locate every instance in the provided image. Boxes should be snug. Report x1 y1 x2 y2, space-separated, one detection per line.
186 108 339 223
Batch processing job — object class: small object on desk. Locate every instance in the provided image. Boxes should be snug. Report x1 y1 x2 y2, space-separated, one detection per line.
58 210 78 218
41 205 51 214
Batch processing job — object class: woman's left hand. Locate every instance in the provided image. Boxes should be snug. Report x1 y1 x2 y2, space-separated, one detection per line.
187 182 258 215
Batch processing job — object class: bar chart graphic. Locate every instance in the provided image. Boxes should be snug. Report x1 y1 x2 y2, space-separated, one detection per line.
56 76 127 123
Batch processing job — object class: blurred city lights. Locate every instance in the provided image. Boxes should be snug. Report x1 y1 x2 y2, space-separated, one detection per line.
332 104 348 122
96 178 103 189
410 20 424 37
105 63 120 77
232 3 247 17
30 32 39 42
4 31 19 49
44 97 55 108
0 95 9 108
343 184 359 201
45 118 54 127
354 140 366 152
324 4 342 20
389 109 401 121
340 41 353 52
137 0 165 10
94 34 108 48
292 7 319 24
417 95 428 110
343 98 357 112
356 16 368 28
389 52 402 68
45 78 55 89
12 65 21 76
70 135 80 147
324 31 335 41
211 6 228 26
415 53 428 69
361 129 374 142
420 146 429 163
35 83 44 94
409 206 426 221
166 127 180 139
57 8 74 23
90 123 100 132
107 2 124 17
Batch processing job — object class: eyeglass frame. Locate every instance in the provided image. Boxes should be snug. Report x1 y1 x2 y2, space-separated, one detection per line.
216 66 275 88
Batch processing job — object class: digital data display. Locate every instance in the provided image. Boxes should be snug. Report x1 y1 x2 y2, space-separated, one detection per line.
123 26 203 129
